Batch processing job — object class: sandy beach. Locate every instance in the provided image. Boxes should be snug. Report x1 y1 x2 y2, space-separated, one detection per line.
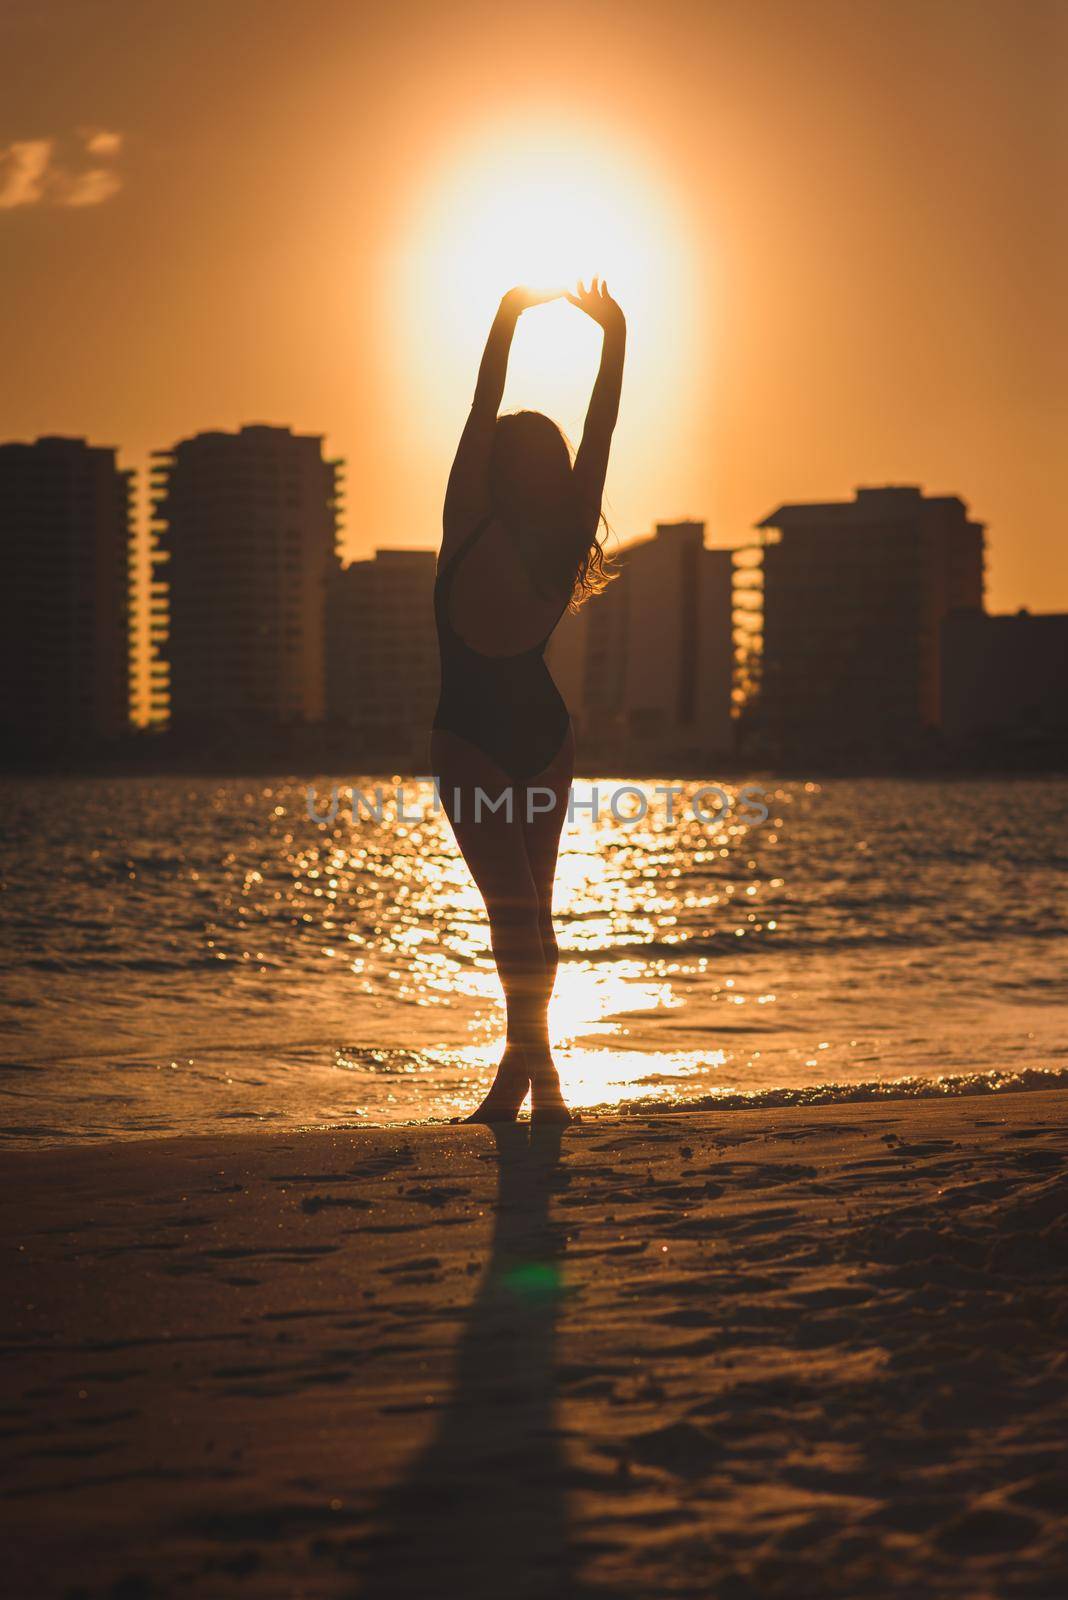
2 1089 1065 1599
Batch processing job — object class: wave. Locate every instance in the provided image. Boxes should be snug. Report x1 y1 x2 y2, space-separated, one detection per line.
611 1065 1068 1114
562 922 1068 961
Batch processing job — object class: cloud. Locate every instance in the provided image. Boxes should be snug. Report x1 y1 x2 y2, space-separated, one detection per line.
83 128 123 159
0 139 52 207
0 128 124 209
62 167 123 207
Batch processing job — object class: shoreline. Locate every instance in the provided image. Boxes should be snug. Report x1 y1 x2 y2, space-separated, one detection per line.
3 1065 1066 1153
3 1089 1066 1597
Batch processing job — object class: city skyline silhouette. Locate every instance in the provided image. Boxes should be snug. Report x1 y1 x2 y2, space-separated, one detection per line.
3 422 1066 769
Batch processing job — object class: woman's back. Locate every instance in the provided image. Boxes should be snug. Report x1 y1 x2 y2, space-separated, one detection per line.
444 515 569 657
433 515 570 782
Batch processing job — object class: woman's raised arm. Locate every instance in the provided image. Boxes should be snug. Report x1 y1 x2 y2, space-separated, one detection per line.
568 279 626 531
442 286 563 555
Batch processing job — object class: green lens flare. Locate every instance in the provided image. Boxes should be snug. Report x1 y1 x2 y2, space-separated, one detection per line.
501 1261 561 1298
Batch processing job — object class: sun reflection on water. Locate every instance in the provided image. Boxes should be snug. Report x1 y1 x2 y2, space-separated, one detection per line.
2 773 1066 1140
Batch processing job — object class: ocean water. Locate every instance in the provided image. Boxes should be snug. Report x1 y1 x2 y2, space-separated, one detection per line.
0 774 1065 1144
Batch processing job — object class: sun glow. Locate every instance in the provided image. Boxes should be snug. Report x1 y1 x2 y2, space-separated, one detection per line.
394 116 699 483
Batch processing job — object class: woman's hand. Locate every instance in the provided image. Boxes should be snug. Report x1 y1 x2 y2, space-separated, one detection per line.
500 285 565 316
566 278 625 334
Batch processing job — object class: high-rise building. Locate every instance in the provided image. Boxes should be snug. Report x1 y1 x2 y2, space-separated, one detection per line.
942 608 1068 757
327 548 439 762
754 485 984 757
550 521 734 766
0 436 133 753
151 425 342 731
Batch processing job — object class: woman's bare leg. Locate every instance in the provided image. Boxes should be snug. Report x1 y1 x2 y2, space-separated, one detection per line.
519 727 574 1121
431 729 549 1121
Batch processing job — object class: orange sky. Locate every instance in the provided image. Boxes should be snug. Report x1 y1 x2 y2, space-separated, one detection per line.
2 0 1066 618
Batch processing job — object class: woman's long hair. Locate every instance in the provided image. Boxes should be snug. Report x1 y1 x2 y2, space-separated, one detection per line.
488 410 614 611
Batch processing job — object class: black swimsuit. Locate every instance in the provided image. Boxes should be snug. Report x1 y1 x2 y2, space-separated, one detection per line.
433 515 571 782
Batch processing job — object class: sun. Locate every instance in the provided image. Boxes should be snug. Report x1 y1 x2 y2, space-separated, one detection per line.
393 114 698 453
423 140 657 310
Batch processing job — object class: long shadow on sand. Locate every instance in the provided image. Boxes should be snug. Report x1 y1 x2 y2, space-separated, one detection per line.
355 1123 584 1599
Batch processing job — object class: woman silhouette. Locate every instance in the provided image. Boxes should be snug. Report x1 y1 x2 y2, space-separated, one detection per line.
432 279 626 1124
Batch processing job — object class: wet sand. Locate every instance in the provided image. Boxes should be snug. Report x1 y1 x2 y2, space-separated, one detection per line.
2 1090 1066 1599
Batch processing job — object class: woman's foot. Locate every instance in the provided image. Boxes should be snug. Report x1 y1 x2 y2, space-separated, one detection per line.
528 1058 572 1125
460 1045 531 1124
